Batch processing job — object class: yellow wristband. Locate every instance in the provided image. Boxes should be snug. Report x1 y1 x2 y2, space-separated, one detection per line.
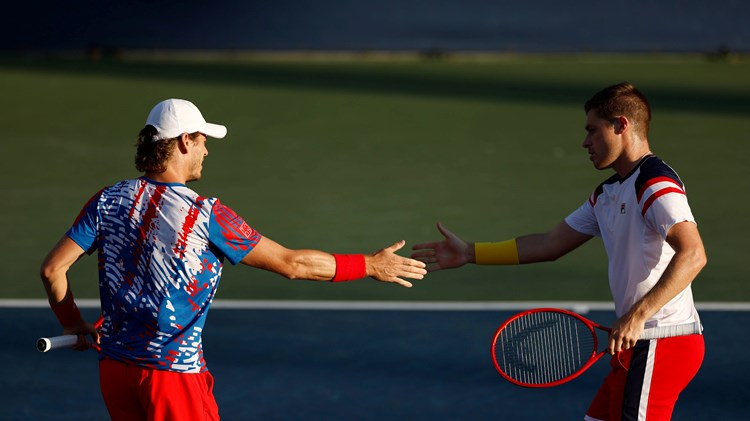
475 239 519 265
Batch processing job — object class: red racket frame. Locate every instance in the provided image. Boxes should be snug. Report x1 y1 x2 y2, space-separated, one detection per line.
491 308 611 388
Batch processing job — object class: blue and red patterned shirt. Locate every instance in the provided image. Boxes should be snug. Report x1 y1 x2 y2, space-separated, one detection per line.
67 177 261 373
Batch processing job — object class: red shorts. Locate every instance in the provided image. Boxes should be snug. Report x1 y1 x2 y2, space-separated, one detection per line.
584 334 704 421
99 358 220 421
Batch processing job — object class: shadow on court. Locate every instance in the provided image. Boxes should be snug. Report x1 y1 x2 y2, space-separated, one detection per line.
2 308 747 420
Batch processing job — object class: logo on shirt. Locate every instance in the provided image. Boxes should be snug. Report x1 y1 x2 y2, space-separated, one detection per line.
620 203 626 214
239 222 254 238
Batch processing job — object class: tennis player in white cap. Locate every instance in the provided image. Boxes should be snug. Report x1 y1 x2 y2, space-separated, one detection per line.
40 99 426 420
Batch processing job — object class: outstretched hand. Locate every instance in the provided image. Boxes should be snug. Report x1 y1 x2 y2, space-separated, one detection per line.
367 240 427 287
410 223 473 272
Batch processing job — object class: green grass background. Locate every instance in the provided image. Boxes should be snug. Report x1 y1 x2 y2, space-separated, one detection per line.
2 55 748 301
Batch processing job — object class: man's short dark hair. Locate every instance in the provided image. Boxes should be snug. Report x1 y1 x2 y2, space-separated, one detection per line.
585 82 652 138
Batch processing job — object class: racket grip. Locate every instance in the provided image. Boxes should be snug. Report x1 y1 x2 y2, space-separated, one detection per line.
37 335 78 352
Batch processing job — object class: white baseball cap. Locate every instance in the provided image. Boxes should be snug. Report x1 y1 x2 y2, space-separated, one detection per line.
146 99 227 141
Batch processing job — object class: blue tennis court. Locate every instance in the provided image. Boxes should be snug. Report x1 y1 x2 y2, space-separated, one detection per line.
3 305 748 420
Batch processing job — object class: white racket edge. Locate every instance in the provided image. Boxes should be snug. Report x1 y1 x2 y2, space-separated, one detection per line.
37 335 78 352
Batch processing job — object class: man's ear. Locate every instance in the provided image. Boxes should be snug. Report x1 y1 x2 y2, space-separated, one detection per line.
613 116 629 135
176 133 191 153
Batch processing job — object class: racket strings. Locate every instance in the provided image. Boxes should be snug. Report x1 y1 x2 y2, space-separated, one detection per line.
495 312 596 385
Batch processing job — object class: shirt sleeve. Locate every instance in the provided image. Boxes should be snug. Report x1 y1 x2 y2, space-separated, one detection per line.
208 200 262 265
65 190 103 254
564 200 600 237
639 181 696 239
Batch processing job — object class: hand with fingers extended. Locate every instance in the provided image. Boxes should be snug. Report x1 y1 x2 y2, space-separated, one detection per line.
366 240 428 287
410 223 474 272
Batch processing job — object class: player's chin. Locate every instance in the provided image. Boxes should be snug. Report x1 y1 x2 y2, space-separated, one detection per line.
591 160 609 171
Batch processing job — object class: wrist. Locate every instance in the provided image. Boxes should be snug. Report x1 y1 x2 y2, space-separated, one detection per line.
626 301 654 324
50 290 83 327
331 254 367 282
475 239 519 265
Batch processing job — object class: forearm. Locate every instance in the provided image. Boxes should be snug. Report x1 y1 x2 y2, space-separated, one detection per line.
474 222 592 265
516 233 561 264
627 221 707 324
474 234 558 265
40 236 87 327
626 248 707 324
42 271 72 304
286 251 374 282
242 237 368 281
41 266 85 327
279 250 337 281
246 237 422 287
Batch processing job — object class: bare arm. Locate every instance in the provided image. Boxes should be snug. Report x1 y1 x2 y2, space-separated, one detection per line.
607 221 707 354
241 237 427 287
411 221 592 271
516 221 594 263
40 236 85 308
39 236 99 349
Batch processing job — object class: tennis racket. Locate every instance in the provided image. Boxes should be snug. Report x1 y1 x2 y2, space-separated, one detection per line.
37 316 103 353
491 308 616 388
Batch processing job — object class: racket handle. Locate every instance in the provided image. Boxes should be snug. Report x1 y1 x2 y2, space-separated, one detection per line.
37 335 78 352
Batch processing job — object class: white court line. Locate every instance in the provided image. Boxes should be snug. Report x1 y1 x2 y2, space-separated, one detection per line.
2 299 750 312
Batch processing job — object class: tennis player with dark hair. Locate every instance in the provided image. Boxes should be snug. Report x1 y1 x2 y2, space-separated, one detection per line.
40 98 427 420
412 82 706 421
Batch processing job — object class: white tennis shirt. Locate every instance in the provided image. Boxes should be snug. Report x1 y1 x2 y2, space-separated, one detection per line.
565 155 700 328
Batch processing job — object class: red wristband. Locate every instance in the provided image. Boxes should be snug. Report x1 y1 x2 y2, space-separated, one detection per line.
331 254 367 282
50 291 83 327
